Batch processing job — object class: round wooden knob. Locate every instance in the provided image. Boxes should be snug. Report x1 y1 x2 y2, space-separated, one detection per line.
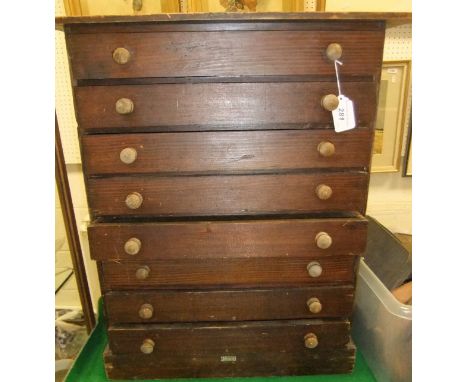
139 303 154 319
326 43 343 61
125 192 143 209
124 237 141 255
115 98 134 115
140 339 155 354
135 266 150 280
307 261 323 278
315 184 332 200
112 47 131 65
120 147 138 164
304 333 319 349
317 141 335 157
307 297 323 314
315 232 332 249
321 94 339 111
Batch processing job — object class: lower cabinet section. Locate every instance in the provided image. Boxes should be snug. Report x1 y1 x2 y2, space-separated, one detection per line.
105 320 355 379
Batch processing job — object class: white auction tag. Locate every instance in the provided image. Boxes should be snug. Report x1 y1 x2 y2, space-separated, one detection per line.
332 94 356 133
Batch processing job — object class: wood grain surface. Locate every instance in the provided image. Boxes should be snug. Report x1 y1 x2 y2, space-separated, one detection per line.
103 340 356 378
99 255 358 290
57 12 409 26
107 319 351 354
104 285 355 324
88 217 367 261
87 172 369 218
82 129 373 176
64 21 384 35
75 82 377 131
67 29 384 79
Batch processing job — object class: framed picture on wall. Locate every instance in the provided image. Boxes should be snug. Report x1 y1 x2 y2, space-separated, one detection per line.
402 111 412 177
371 61 412 172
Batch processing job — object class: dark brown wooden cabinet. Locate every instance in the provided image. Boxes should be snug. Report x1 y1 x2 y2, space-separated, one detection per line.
57 11 401 379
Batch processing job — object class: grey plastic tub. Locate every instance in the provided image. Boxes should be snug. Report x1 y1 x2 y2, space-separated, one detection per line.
352 259 412 382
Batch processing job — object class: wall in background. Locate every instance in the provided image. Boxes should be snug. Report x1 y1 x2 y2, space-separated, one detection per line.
367 172 412 234
325 0 411 12
367 22 412 234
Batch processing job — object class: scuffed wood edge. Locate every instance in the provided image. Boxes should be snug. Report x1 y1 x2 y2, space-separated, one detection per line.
56 12 411 29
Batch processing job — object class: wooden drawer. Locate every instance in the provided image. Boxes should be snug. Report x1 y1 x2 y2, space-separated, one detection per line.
104 285 355 324
99 255 358 290
87 172 369 218
88 217 367 261
75 82 376 131
104 341 356 379
104 320 354 378
82 129 372 176
66 26 384 80
108 319 351 354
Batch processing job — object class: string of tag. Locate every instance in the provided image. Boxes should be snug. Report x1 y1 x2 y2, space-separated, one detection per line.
334 60 343 96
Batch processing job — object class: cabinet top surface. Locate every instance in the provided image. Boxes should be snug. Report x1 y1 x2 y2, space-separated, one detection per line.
56 12 411 28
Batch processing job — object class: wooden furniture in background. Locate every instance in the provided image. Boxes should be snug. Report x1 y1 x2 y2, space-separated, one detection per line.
55 114 95 332
57 12 410 379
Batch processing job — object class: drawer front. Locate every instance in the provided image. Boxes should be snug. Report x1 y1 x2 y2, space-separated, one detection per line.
67 28 384 79
75 82 376 131
104 285 355 324
104 341 355 379
87 172 369 218
88 218 367 261
107 319 351 354
82 129 372 176
99 255 358 290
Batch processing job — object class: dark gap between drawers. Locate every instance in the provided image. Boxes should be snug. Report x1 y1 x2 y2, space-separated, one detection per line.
91 211 364 224
78 124 372 135
75 74 375 87
79 126 371 134
85 167 370 179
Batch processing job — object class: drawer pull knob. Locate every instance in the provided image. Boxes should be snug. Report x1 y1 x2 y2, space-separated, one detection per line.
124 238 141 255
315 184 332 200
315 232 332 249
112 47 131 65
125 192 143 209
304 333 319 349
326 43 343 61
307 297 323 314
307 261 323 278
120 147 138 164
321 94 339 111
140 339 155 354
139 303 154 319
135 266 150 280
317 141 335 157
115 98 134 115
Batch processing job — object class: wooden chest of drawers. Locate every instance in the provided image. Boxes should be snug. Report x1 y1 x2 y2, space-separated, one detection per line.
58 12 392 379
